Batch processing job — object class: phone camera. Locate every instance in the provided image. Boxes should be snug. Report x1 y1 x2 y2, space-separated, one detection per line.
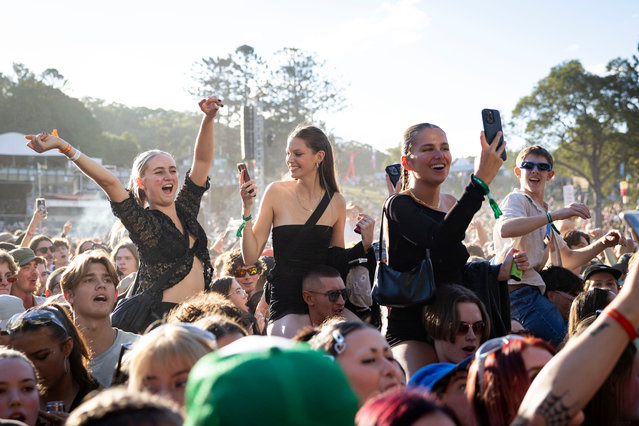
485 110 495 124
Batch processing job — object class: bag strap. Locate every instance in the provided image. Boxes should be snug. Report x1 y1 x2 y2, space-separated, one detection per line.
378 194 431 264
287 190 333 254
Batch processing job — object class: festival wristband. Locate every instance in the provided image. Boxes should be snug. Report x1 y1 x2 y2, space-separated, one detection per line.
471 175 502 219
236 215 252 237
602 306 639 342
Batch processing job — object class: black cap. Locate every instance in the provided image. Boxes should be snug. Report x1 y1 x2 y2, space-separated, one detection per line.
582 264 622 281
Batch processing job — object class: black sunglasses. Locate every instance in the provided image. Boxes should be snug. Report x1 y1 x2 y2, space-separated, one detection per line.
7 308 68 335
519 161 552 172
307 288 351 303
457 320 485 335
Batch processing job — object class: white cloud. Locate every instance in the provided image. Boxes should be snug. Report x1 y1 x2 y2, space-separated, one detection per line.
567 43 580 52
585 63 608 75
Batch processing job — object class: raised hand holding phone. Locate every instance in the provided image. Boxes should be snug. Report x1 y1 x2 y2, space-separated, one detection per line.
481 109 507 161
238 163 256 200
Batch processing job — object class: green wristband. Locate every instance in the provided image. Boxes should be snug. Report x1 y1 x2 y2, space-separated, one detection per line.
471 175 503 219
236 215 252 237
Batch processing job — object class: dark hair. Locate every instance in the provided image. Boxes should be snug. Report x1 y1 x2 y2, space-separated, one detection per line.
573 316 637 425
302 265 342 291
193 314 248 340
222 248 266 277
423 284 491 343
65 387 183 426
568 288 614 338
29 235 52 253
9 304 97 393
516 145 553 168
467 337 556 426
466 244 485 259
355 387 460 426
46 267 66 294
562 230 590 248
288 125 340 194
210 277 234 298
540 266 583 294
51 237 70 251
247 290 263 315
400 123 444 190
308 320 376 357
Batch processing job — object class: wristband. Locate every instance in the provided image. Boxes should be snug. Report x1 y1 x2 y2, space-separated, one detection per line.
602 306 639 341
70 149 82 162
58 143 72 155
471 175 502 219
236 215 252 237
26 231 35 236
546 213 553 223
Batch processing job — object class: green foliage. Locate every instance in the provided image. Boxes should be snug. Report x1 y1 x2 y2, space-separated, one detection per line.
512 49 639 226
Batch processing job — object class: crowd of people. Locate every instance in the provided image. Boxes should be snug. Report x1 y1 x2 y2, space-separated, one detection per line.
0 96 638 425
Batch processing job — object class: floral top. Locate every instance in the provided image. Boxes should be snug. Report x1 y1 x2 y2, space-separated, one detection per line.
110 172 213 297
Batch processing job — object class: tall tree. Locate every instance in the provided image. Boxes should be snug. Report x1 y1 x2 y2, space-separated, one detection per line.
512 56 639 226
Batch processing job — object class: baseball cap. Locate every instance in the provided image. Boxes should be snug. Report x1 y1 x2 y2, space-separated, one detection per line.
408 356 473 391
184 337 359 426
582 264 622 281
9 248 37 267
0 295 26 331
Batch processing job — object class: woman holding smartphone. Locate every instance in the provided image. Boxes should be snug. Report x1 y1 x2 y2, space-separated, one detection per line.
239 125 375 338
385 123 519 377
25 96 222 331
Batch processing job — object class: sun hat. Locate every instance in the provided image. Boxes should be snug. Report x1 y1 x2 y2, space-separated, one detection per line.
8 248 37 267
0 295 26 331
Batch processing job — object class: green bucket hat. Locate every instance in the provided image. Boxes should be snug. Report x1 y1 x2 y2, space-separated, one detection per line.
9 247 36 267
184 337 358 426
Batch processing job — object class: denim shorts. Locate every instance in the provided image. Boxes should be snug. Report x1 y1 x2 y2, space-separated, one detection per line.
510 285 567 347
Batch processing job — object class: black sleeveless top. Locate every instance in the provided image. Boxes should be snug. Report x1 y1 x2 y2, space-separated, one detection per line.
268 224 333 321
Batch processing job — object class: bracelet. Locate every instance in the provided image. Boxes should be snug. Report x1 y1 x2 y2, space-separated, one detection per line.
26 231 35 236
69 149 82 162
546 213 553 223
602 306 639 341
236 215 252 237
58 143 72 155
471 175 502 219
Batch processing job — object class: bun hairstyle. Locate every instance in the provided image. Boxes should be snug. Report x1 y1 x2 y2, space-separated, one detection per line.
288 125 339 195
127 150 173 207
400 123 444 190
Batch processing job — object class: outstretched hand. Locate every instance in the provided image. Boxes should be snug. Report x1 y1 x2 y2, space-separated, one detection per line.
474 130 505 186
199 96 223 118
25 132 66 153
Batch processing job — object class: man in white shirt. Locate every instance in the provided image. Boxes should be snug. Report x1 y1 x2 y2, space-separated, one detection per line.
61 250 138 387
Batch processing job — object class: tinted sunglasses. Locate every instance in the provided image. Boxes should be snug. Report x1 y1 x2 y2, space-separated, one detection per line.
457 320 485 335
36 246 53 255
519 161 552 172
7 308 68 335
307 288 352 303
474 334 524 392
0 275 16 283
233 266 258 277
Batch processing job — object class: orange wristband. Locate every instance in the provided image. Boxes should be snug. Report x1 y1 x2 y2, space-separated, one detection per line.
58 143 72 155
603 306 639 341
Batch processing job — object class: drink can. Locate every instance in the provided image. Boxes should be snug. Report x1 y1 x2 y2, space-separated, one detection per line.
46 401 65 413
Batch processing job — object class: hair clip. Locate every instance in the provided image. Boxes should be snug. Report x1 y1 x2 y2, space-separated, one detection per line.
332 329 346 355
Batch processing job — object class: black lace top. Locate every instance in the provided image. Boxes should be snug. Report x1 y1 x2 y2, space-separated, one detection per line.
110 173 213 298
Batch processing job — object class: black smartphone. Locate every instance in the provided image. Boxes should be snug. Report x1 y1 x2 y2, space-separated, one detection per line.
385 163 402 188
237 163 255 195
36 198 47 214
481 108 507 161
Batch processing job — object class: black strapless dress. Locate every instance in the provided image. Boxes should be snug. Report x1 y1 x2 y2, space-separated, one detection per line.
268 224 333 321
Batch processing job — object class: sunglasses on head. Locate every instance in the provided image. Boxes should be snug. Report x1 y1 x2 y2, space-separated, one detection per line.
233 266 258 277
307 288 352 303
519 161 552 172
457 320 485 336
7 308 68 335
474 334 525 392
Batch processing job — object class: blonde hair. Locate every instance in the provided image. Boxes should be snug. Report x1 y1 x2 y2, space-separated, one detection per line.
127 150 174 207
124 324 216 391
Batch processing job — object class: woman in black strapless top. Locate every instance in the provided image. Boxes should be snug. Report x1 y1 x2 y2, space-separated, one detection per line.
239 125 375 338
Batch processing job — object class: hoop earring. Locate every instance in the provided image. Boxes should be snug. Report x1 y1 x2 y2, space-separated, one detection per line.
332 330 346 355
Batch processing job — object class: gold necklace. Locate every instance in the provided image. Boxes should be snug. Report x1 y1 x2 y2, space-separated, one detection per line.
409 189 440 210
295 188 320 212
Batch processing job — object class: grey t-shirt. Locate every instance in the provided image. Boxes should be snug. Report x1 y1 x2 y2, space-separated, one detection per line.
89 328 139 387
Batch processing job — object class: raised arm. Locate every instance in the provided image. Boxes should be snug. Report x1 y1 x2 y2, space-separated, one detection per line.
189 96 223 186
499 203 591 239
26 133 129 203
240 178 274 266
514 259 639 425
559 229 631 271
20 203 47 248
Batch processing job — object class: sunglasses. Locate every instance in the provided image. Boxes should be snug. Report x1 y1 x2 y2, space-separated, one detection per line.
0 275 16 283
7 308 68 335
474 334 524 392
519 161 552 172
307 288 352 303
36 246 53 254
457 320 485 335
233 266 258 277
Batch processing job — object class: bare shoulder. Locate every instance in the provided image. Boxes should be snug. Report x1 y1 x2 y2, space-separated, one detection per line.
331 192 346 209
441 193 457 211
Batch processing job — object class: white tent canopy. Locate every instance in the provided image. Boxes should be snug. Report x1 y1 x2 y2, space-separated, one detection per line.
0 132 62 157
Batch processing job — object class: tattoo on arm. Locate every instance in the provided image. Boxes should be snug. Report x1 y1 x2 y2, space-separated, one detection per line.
589 322 610 337
535 391 574 426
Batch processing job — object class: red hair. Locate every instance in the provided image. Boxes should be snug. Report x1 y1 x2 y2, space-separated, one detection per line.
466 337 555 426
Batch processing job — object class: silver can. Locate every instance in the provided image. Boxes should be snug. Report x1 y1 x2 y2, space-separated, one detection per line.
46 400 66 413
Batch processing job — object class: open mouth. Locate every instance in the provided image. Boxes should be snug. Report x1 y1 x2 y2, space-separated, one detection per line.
9 413 26 422
162 184 173 194
431 164 446 170
94 295 108 303
463 345 477 355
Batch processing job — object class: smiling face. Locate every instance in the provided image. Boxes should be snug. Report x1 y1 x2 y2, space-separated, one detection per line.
305 276 347 323
515 153 554 198
403 128 451 187
337 328 403 403
10 328 72 390
138 153 179 208
227 279 248 311
234 264 260 296
0 357 40 426
434 302 484 364
64 262 117 319
286 137 324 180
14 261 38 296
115 247 137 277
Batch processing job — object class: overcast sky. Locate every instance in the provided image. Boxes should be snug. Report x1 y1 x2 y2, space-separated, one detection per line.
2 0 638 158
